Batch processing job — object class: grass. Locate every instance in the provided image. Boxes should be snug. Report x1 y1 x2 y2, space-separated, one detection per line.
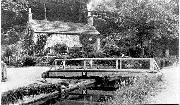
1 82 62 105
109 74 164 105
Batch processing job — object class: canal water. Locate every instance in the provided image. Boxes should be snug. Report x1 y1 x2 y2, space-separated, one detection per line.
41 86 117 105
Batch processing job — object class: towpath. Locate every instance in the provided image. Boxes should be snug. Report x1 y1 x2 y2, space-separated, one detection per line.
148 63 180 104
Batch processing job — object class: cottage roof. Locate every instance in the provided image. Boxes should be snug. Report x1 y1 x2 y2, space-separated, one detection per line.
29 20 100 35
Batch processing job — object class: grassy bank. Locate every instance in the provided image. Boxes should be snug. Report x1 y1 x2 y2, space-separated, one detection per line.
109 74 164 105
1 82 62 105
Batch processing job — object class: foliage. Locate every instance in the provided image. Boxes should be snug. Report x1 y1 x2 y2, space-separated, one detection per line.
1 28 20 45
1 0 28 32
1 42 24 66
35 34 47 56
21 55 36 66
1 0 29 62
110 75 163 105
1 82 61 105
53 43 68 55
93 0 179 57
29 0 88 23
3 47 13 58
69 47 83 58
102 37 121 57
22 27 35 56
83 45 95 57
1 43 21 59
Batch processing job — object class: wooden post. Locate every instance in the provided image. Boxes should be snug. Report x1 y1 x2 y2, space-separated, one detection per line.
83 60 86 69
63 60 66 70
116 59 118 70
82 60 87 76
150 58 154 71
28 8 33 22
119 59 122 70
90 59 93 68
55 60 57 70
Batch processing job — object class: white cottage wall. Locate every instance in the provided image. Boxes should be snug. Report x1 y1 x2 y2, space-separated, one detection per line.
44 34 82 49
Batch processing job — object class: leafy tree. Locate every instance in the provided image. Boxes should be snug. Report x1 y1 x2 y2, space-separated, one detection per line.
1 0 28 32
1 0 29 58
22 27 35 56
28 0 88 22
1 28 20 45
93 0 178 57
35 34 47 56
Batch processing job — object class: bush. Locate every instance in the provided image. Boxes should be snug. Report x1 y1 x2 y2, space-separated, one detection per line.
102 44 121 57
88 51 106 58
22 56 36 66
53 43 68 54
1 82 62 105
110 75 163 105
69 47 83 58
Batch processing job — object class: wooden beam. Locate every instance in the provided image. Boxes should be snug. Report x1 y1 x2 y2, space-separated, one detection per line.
34 31 99 35
47 69 151 73
54 58 152 61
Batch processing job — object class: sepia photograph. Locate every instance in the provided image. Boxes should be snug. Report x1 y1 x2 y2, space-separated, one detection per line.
0 0 179 104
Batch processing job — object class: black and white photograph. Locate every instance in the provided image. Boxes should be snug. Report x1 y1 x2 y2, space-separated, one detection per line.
0 0 179 104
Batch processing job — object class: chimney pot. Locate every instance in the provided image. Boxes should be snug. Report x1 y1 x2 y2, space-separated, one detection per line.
87 1 93 25
29 8 33 22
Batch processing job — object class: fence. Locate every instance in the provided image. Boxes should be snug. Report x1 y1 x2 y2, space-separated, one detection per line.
50 58 160 73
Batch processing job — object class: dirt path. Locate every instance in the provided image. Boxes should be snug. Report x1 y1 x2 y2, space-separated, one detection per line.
148 63 180 104
0 66 50 93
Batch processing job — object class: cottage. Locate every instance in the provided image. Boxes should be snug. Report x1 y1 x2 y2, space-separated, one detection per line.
28 2 100 55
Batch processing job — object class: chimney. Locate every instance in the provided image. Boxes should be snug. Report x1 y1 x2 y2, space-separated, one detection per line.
87 1 93 25
29 8 33 22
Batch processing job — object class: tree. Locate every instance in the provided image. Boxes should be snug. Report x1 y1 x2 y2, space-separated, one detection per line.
1 0 29 59
22 27 35 56
35 34 47 56
93 0 178 57
1 28 20 45
28 0 88 23
1 0 28 32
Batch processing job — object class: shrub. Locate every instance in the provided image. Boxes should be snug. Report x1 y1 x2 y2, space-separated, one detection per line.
69 47 83 58
110 75 163 105
53 43 68 54
22 56 36 66
1 83 62 105
88 51 106 58
102 44 120 57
